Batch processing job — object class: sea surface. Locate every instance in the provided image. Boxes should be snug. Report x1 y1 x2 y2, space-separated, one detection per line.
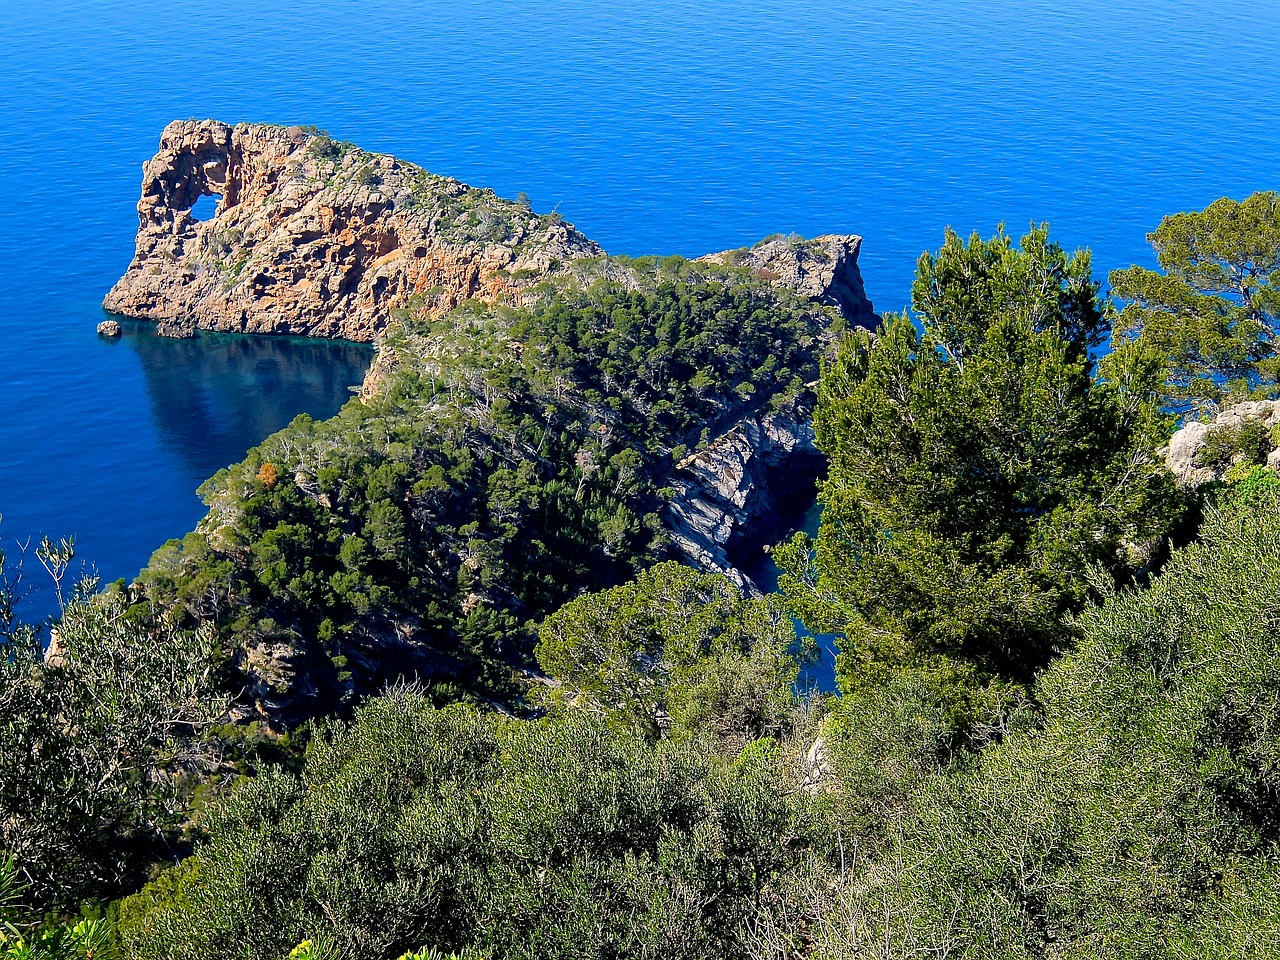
2 0 1277 621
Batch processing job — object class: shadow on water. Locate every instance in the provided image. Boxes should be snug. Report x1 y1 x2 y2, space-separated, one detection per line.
114 317 372 485
743 496 841 696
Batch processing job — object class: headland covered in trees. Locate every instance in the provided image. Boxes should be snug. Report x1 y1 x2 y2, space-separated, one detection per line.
3 122 1280 959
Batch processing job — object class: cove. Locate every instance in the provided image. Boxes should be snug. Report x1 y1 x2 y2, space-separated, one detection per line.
743 499 839 694
2 319 369 619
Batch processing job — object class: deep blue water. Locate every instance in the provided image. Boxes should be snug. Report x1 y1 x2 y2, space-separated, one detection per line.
1 0 1277 618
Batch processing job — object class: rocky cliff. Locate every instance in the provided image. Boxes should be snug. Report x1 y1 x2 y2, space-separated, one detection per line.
698 233 877 330
110 121 879 639
104 120 602 341
1164 400 1280 488
664 398 823 594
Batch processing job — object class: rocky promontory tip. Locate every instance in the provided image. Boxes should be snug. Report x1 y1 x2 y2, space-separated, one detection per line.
106 120 879 342
104 119 604 341
698 233 877 329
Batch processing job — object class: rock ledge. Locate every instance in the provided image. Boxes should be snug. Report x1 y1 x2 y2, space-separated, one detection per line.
1164 400 1280 488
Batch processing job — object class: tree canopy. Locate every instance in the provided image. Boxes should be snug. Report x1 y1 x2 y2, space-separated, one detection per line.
136 257 833 724
777 225 1182 689
1110 190 1280 413
0 576 228 912
115 689 819 960
12 199 1280 960
536 561 800 745
808 485 1280 959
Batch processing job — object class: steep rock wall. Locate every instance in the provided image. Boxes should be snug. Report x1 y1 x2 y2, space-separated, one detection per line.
698 233 878 330
104 120 602 341
664 398 824 594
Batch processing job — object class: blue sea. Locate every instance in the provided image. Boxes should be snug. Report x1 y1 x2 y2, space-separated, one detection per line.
1 0 1277 620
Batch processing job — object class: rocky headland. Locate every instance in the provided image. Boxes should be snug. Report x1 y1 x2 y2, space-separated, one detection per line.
697 232 876 330
108 119 877 587
110 121 878 724
106 119 876 343
104 119 602 341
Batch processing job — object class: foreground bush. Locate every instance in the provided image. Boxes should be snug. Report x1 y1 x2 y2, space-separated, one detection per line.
813 487 1280 957
118 690 829 960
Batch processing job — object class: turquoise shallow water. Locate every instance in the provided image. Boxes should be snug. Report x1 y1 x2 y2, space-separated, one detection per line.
1 0 1277 617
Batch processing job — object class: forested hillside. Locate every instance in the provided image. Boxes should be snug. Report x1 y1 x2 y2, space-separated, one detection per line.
138 253 838 727
3 192 1280 960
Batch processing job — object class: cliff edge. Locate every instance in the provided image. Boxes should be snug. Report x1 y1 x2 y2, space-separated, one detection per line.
698 233 877 330
104 119 602 341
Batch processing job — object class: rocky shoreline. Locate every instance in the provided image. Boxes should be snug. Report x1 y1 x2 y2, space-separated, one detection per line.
104 119 602 341
106 119 878 592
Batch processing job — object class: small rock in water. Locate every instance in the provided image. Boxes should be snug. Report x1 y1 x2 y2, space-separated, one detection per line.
96 319 122 337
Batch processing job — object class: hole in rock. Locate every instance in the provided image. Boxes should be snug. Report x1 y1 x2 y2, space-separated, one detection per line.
190 193 222 222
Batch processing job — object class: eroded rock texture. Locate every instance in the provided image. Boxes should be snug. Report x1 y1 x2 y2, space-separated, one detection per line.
665 398 824 594
699 233 878 329
104 120 603 341
1164 400 1280 488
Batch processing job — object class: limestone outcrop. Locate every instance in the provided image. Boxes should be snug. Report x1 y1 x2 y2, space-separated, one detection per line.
800 737 837 794
698 233 877 328
665 397 824 594
104 120 603 341
1164 400 1280 487
107 120 879 346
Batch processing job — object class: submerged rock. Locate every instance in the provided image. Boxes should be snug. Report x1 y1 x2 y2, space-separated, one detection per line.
156 318 196 339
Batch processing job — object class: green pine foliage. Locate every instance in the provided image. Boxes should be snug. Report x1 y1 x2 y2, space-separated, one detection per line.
810 486 1280 958
0 856 113 959
536 561 803 746
1110 190 1280 413
776 225 1183 691
136 257 833 721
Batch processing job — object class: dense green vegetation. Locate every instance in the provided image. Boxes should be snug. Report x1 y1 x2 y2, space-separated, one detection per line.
536 561 803 744
0 569 228 911
776 225 1182 699
138 257 833 721
115 689 822 960
1111 190 1280 412
807 484 1280 958
5 192 1280 958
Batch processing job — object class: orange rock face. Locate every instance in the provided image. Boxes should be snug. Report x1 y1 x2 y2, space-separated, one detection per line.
103 120 604 341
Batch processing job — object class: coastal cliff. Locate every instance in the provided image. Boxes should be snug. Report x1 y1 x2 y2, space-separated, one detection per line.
111 121 878 725
104 119 601 340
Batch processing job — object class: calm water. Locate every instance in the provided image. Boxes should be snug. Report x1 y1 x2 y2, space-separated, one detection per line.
1 0 1277 617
